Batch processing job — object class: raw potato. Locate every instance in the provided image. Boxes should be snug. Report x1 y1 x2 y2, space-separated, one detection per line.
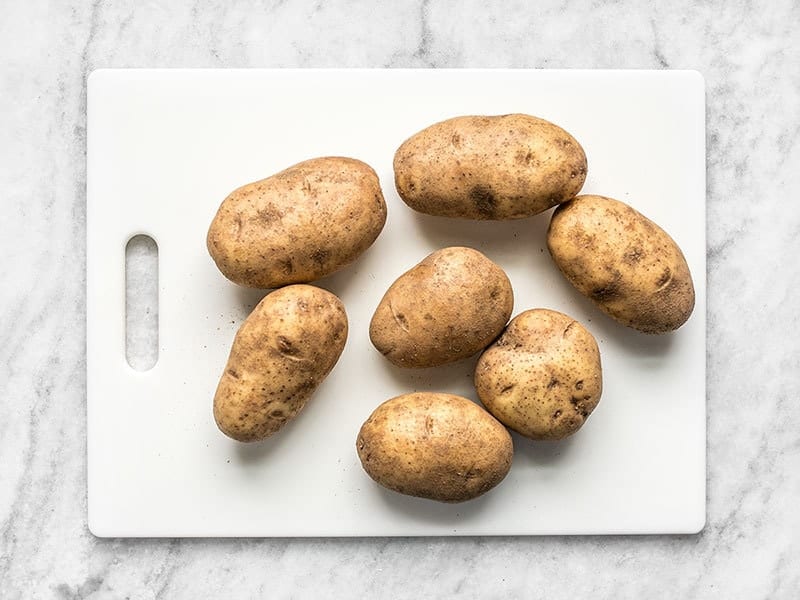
207 157 387 288
475 309 602 441
369 247 513 368
393 114 587 220
213 284 348 442
547 195 695 334
356 392 513 502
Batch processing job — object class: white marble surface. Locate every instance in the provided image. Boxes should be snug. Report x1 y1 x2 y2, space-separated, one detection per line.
1 0 798 597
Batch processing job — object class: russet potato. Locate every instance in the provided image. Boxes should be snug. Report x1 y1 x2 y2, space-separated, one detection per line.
207 157 386 288
547 195 695 333
369 247 513 368
356 392 513 502
475 309 602 441
393 114 587 219
213 284 348 442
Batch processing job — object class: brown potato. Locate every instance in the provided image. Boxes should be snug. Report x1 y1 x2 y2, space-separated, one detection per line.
393 114 587 219
547 195 695 334
207 157 387 288
369 247 513 368
213 284 347 442
356 392 513 503
475 309 602 441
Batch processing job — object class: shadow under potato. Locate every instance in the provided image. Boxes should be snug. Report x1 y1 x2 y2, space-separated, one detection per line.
510 431 579 467
312 251 374 299
233 284 271 316
373 477 500 524
226 248 370 321
376 353 481 398
231 417 303 464
592 310 676 358
411 209 551 260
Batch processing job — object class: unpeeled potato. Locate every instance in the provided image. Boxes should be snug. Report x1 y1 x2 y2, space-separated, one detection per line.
213 284 348 442
394 114 587 219
547 195 695 333
475 309 602 441
207 157 386 288
356 392 513 502
369 247 513 368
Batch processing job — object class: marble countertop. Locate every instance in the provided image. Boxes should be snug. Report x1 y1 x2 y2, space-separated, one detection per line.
2 1 798 598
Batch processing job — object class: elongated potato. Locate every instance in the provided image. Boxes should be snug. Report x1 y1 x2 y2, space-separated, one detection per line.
393 114 587 219
356 392 513 502
213 284 348 442
369 247 513 368
547 195 695 333
207 157 387 288
475 309 602 441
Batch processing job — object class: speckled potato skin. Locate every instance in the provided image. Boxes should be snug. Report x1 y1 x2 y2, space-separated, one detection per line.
213 285 348 442
207 157 387 288
547 195 695 334
393 114 587 220
369 247 514 368
356 392 513 503
475 309 602 441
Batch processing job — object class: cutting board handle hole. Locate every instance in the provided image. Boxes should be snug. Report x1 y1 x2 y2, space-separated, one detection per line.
126 234 159 371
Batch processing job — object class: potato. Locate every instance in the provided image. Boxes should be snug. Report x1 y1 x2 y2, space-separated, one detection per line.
207 157 387 288
475 309 602 441
356 392 513 502
369 247 513 368
393 114 587 220
547 195 695 334
213 284 347 442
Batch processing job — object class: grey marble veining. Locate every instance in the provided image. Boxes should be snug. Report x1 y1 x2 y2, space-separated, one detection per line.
1 0 799 598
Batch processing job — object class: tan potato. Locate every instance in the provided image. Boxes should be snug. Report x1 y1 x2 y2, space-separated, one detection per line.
393 114 587 219
213 284 348 442
356 392 513 502
547 195 695 334
207 157 387 288
475 309 602 441
369 247 513 368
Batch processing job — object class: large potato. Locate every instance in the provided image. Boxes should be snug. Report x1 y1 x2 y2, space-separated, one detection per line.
393 114 587 219
356 392 513 503
369 247 513 368
547 195 695 334
207 157 387 288
213 284 348 442
475 309 602 441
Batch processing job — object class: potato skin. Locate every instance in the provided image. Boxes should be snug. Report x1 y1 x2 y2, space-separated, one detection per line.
356 392 513 503
207 157 387 288
393 114 587 220
547 195 695 334
475 309 602 441
369 247 513 368
213 284 348 442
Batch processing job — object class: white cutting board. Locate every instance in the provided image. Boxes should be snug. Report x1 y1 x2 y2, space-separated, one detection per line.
87 69 706 537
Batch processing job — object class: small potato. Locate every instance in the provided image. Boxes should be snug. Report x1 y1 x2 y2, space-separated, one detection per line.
369 247 513 368
356 392 513 503
475 309 602 441
547 195 695 334
393 114 587 219
213 284 348 442
207 157 387 288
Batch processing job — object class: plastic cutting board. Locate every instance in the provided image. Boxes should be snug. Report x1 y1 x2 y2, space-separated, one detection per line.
87 69 706 536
